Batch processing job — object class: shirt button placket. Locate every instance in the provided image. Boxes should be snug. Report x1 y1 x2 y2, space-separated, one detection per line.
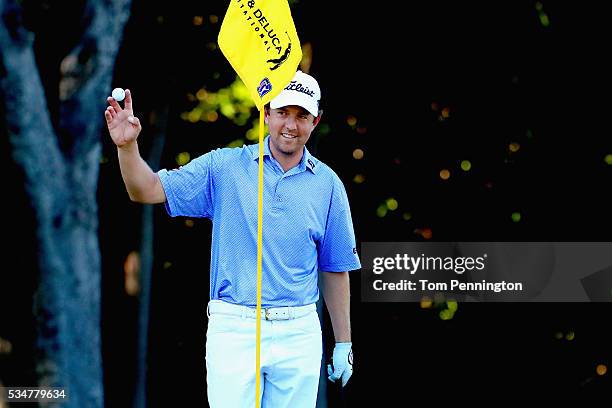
273 178 283 208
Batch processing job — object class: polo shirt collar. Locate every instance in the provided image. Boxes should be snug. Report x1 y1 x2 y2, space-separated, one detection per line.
252 136 317 174
303 146 317 174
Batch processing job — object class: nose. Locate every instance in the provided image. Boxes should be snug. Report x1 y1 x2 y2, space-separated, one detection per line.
284 114 297 131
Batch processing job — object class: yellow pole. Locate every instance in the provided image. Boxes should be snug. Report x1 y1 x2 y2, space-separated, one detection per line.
255 107 264 407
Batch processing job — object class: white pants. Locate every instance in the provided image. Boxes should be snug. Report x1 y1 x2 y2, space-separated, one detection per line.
205 300 323 408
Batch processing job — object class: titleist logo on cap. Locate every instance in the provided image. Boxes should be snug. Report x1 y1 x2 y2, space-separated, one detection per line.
284 81 316 97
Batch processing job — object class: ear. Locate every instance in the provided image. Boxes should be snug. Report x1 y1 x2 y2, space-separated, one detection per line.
312 111 323 126
264 107 270 125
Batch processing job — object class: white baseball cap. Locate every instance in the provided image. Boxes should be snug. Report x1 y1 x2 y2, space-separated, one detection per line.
270 70 321 117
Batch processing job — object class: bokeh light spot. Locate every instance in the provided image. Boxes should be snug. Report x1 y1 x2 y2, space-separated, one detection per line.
206 111 219 122
509 142 520 153
176 152 191 166
420 297 432 309
188 110 201 123
439 309 454 320
0 337 13 355
386 198 398 211
124 251 140 296
353 174 365 184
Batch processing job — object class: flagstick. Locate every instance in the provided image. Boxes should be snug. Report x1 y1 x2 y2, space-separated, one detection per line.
255 107 264 408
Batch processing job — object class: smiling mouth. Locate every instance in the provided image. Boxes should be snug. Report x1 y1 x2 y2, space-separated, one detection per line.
281 133 297 139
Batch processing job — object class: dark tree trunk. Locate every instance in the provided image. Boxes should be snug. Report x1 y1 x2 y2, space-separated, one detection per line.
0 0 131 406
134 106 167 408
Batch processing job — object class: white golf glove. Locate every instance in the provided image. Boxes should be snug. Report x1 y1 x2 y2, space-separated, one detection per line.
327 342 353 387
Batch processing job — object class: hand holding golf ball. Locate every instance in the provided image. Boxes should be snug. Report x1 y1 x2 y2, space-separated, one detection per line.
105 88 141 148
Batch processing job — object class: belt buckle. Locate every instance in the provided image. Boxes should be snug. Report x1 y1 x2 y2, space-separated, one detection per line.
265 309 271 320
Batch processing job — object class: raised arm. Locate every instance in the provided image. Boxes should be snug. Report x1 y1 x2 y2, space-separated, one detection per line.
105 89 166 204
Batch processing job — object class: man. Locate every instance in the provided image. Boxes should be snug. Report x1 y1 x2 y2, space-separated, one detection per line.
105 70 360 407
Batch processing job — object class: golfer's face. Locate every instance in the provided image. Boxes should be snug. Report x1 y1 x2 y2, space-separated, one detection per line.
267 106 317 156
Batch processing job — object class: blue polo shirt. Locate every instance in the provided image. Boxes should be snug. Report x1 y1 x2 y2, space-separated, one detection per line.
158 136 361 307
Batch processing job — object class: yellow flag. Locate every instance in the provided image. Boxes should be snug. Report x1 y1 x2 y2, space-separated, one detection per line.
218 0 302 108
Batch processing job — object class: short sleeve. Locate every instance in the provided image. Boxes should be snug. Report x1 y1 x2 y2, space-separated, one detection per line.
318 176 361 272
157 150 220 218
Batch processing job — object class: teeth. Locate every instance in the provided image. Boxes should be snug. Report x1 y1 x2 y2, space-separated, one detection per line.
282 133 297 139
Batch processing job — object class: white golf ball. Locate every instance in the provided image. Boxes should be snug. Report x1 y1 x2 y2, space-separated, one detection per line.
112 87 125 102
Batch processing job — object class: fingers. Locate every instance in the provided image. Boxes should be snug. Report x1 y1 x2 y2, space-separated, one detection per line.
124 89 133 111
107 96 123 113
106 105 117 121
327 364 341 381
328 361 352 386
341 369 352 387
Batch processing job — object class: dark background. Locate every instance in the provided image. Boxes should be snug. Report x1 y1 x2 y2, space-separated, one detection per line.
3 0 610 406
